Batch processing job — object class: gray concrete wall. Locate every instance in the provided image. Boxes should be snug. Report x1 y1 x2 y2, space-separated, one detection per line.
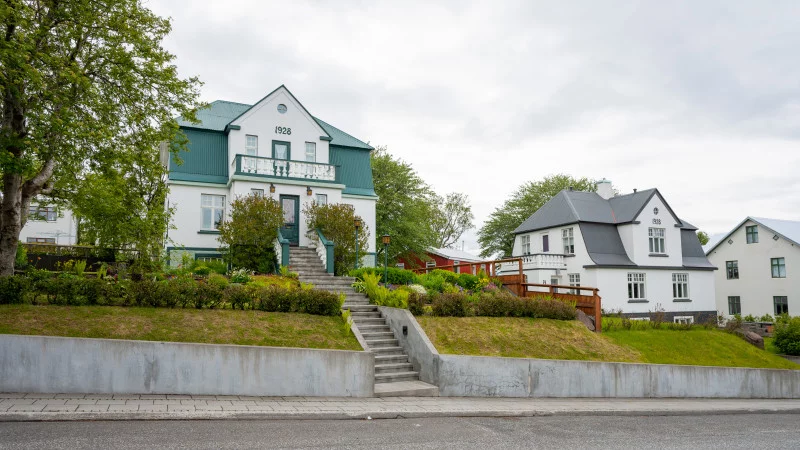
378 307 800 399
437 355 800 398
379 307 439 384
0 334 374 397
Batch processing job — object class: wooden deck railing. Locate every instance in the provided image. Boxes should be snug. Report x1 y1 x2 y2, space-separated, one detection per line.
412 256 602 333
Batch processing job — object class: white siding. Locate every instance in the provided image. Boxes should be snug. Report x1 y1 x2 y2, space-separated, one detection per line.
167 184 228 249
595 269 716 314
344 195 377 253
707 219 800 317
628 195 683 267
20 207 77 245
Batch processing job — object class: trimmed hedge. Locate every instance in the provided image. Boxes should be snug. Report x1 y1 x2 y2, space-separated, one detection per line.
349 267 419 285
0 274 343 316
426 292 577 321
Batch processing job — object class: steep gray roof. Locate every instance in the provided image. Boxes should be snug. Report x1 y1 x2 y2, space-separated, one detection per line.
514 188 683 234
705 216 800 255
681 229 716 268
579 223 635 266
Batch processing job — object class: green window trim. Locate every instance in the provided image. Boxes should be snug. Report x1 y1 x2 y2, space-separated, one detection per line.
272 140 291 160
746 225 759 244
771 257 786 278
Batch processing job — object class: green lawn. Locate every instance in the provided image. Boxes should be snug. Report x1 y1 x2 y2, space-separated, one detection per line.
0 305 361 351
416 316 799 370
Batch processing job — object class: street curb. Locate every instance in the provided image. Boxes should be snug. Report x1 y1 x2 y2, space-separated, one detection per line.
2 407 799 422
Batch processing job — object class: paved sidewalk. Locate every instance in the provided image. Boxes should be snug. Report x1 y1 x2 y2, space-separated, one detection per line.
1 393 799 421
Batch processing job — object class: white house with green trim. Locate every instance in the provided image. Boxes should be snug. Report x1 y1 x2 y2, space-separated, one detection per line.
166 85 377 266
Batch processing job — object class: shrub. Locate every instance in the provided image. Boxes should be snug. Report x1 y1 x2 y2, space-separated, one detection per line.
432 292 470 317
15 244 27 269
194 282 224 309
359 272 408 308
773 316 800 356
0 276 29 304
83 278 113 306
455 273 481 291
522 296 577 320
168 276 197 308
207 273 229 290
192 265 211 277
229 268 252 284
430 269 459 285
203 260 228 275
131 280 160 307
408 292 427 316
304 202 369 276
349 267 419 285
420 273 446 293
472 292 518 317
744 314 757 322
297 290 342 316
225 284 251 310
759 314 775 323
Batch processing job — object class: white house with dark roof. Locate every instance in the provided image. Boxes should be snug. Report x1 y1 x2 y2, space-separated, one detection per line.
166 85 377 265
502 180 717 322
706 217 800 318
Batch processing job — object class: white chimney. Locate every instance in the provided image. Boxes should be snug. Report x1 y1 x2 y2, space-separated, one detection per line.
596 178 614 200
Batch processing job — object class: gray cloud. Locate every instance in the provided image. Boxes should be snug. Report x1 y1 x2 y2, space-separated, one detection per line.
150 0 800 253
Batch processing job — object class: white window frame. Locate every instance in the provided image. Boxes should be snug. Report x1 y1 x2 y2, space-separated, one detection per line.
674 316 694 324
521 235 531 255
251 188 264 197
426 261 436 269
672 273 689 299
630 317 650 322
28 205 57 222
26 237 56 244
305 142 316 162
562 228 574 254
648 227 666 254
627 272 646 300
568 273 580 295
395 263 405 269
315 193 327 205
201 194 225 230
245 135 258 156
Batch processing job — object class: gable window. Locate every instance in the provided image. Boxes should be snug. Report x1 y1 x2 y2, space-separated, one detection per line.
728 296 741 315
771 257 786 278
746 225 758 244
272 141 290 160
28 205 57 222
725 261 739 279
674 316 694 325
520 235 531 255
245 135 258 156
542 234 549 252
562 228 575 254
568 273 580 295
251 188 264 197
627 273 646 300
201 194 225 230
648 227 665 254
305 142 316 162
774 296 788 315
672 273 689 300
315 194 327 205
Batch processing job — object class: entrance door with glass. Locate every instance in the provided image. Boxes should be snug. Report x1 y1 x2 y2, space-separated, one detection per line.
280 194 300 245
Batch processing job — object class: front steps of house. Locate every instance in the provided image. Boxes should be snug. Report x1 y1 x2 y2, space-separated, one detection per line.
290 247 438 397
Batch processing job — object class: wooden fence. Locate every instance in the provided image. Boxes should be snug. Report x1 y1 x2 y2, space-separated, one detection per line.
413 257 602 333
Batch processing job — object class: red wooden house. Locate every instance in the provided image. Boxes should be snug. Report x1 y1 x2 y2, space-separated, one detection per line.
399 247 490 274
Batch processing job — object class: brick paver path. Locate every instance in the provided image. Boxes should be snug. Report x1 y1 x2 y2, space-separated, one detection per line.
1 393 798 421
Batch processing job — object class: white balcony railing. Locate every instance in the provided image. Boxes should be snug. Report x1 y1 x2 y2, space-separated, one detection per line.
496 253 567 273
234 155 338 182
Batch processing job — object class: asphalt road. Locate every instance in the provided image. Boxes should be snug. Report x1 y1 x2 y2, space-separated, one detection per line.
0 414 798 449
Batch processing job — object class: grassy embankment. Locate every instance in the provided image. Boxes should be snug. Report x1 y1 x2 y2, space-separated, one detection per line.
0 305 360 351
416 316 799 370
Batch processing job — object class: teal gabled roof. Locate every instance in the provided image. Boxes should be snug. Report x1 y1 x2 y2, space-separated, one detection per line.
176 97 373 150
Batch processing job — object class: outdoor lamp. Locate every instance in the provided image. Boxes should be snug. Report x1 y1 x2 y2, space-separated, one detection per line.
382 234 391 245
269 183 276 194
306 186 312 196
354 218 362 229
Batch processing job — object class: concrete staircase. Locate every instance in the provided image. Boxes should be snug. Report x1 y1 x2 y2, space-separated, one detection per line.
290 247 438 397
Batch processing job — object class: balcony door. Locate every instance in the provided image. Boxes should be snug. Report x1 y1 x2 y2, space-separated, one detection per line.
280 194 300 246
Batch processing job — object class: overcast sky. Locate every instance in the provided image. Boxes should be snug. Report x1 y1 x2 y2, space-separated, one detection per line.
149 0 800 254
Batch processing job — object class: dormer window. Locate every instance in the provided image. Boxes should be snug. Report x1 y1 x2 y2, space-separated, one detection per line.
648 227 665 254
245 135 258 156
562 228 574 254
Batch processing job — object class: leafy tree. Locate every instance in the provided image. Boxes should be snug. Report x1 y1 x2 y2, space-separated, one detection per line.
478 174 596 258
70 153 172 264
696 231 710 246
371 147 438 263
217 195 283 273
432 192 474 249
304 202 369 276
0 0 201 275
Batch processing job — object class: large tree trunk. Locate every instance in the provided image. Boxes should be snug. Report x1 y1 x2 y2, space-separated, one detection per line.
0 173 24 276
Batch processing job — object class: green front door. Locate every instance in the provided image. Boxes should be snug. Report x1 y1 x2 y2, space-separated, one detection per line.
280 194 300 246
